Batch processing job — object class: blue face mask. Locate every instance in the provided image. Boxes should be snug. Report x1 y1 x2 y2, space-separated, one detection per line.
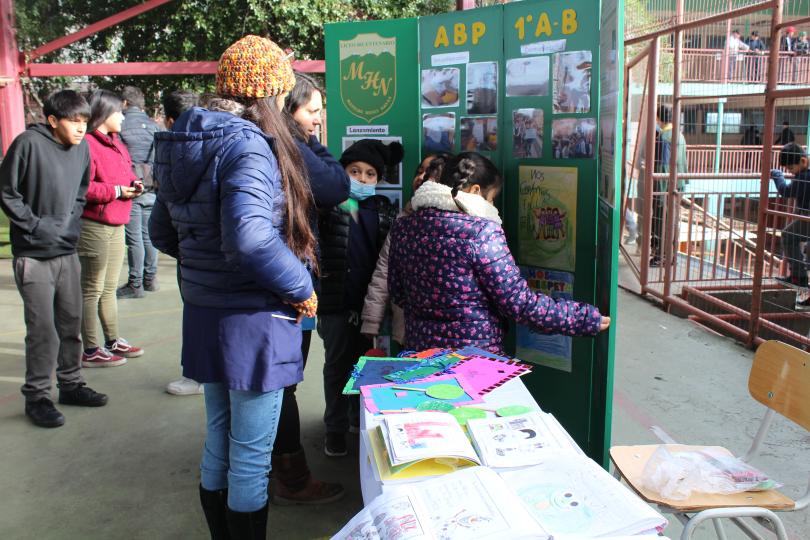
349 178 376 200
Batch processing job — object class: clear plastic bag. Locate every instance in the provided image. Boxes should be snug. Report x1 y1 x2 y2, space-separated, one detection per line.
640 446 781 500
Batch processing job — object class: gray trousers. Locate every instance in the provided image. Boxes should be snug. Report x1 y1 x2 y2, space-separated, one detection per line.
13 254 85 401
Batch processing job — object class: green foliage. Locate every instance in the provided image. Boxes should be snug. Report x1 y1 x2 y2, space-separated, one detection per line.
15 0 454 113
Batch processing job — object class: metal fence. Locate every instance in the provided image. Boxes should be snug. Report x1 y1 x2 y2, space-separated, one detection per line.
621 0 810 350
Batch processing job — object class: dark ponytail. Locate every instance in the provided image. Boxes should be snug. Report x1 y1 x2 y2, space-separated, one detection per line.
439 152 503 199
422 152 453 183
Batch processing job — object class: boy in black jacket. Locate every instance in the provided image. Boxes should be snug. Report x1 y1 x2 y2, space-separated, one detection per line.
0 90 108 428
771 143 810 298
318 139 401 457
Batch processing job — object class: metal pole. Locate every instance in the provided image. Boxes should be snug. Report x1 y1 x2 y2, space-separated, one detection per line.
662 0 685 304
0 0 25 153
749 0 784 346
640 38 660 290
714 98 727 173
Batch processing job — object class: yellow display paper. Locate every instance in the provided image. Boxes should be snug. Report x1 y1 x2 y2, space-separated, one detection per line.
517 166 578 271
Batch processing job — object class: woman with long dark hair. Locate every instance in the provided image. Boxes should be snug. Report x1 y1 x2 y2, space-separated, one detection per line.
79 89 144 368
149 36 318 539
266 73 348 505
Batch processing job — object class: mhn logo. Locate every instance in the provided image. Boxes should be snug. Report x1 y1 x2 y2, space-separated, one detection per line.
339 33 396 123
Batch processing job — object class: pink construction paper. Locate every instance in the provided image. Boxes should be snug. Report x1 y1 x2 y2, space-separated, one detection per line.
361 374 484 414
426 355 532 396
395 391 408 398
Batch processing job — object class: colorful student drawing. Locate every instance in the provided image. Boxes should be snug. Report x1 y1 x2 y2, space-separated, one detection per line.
361 374 483 414
341 494 425 539
424 355 532 396
517 166 577 271
516 267 574 372
342 357 422 395
385 351 467 383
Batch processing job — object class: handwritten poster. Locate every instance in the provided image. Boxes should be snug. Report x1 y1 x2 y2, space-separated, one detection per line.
518 166 577 271
516 267 574 372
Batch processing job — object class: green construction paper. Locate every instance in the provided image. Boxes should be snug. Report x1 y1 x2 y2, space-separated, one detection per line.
416 400 456 412
449 406 488 426
425 384 465 400
496 405 533 417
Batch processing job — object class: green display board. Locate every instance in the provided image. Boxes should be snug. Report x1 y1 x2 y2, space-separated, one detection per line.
324 18 421 207
325 0 622 466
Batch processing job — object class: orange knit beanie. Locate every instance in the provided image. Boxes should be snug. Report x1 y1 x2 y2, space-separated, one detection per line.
216 35 295 98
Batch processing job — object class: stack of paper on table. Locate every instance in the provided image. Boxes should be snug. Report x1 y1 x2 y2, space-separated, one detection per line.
367 411 481 483
499 451 668 538
332 466 550 540
467 411 584 468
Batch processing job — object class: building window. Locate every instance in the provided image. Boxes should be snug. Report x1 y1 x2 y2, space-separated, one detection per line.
705 111 742 134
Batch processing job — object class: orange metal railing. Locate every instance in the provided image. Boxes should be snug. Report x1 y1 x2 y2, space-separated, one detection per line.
664 48 810 85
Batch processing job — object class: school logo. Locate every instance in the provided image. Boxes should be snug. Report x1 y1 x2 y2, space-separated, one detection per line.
339 33 396 123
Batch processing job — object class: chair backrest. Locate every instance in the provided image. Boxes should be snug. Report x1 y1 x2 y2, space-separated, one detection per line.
749 340 810 432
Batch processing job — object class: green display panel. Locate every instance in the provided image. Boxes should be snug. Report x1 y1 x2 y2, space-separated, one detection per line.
325 0 622 466
417 5 503 170
324 18 421 206
595 0 624 465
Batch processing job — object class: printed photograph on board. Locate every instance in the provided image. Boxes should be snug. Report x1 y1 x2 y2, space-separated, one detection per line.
516 267 574 372
552 51 592 113
466 61 498 114
599 113 616 205
506 56 550 97
421 68 460 109
341 136 403 187
513 108 543 158
460 116 498 152
551 118 596 159
422 113 456 154
376 189 403 212
517 166 577 272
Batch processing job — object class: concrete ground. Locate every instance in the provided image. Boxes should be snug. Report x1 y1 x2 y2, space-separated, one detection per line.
0 255 807 539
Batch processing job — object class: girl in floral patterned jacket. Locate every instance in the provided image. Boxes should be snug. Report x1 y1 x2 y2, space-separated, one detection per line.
388 152 610 355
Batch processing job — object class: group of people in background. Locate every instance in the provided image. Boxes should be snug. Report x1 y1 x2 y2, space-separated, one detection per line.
1 34 610 540
726 26 810 81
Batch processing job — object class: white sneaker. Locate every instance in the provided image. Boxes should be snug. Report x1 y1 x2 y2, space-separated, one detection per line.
166 377 204 396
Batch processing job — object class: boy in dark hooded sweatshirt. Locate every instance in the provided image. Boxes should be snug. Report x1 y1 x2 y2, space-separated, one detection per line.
772 143 810 303
0 90 108 428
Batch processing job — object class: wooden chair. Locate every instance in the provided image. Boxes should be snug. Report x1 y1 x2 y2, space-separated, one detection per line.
610 340 810 540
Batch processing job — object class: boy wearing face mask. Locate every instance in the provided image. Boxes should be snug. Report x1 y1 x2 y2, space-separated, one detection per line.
317 139 402 457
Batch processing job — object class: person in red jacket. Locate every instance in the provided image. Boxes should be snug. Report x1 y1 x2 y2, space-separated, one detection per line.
79 90 145 367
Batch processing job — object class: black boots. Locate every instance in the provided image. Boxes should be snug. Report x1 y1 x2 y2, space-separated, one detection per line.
199 484 268 540
199 485 230 540
226 505 268 540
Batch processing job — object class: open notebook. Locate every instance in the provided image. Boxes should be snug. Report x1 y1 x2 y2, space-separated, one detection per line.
366 411 481 483
333 465 669 540
332 466 549 540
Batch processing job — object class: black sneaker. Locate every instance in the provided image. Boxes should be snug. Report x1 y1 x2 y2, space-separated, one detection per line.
143 278 159 292
797 297 810 309
117 283 145 299
324 433 347 457
25 398 65 428
58 385 108 407
649 256 662 268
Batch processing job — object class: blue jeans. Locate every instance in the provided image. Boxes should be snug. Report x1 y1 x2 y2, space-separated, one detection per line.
124 191 157 287
200 383 284 512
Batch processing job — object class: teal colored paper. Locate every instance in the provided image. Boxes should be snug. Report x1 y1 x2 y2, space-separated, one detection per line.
342 357 421 395
361 374 484 414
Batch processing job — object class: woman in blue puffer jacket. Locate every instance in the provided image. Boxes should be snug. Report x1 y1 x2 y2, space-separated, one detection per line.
388 152 610 355
149 36 317 539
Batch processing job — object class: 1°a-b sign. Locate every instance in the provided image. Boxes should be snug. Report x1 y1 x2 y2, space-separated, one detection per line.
339 33 396 123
